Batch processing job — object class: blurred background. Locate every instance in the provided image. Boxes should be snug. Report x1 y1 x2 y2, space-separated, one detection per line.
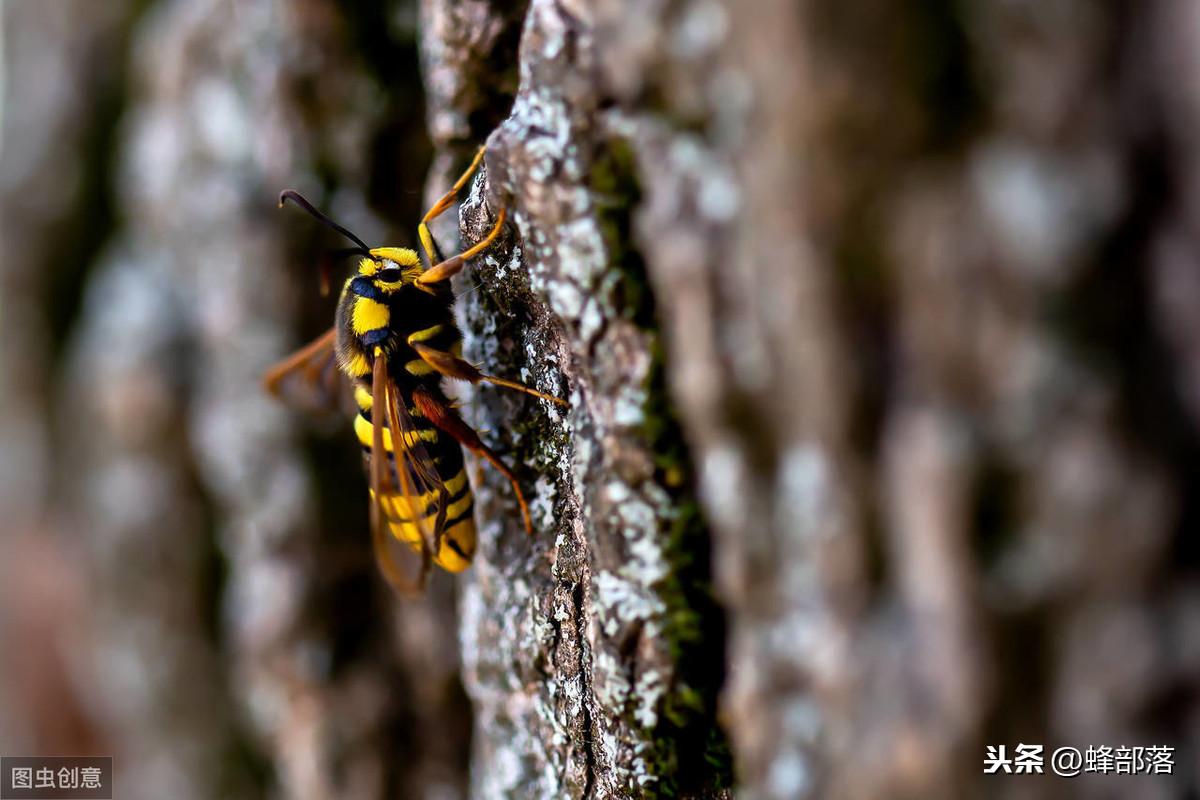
0 1 467 798
2 1 1200 799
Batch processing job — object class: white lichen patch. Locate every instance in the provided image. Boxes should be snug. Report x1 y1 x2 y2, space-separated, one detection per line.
670 0 729 59
613 383 648 428
701 441 749 535
626 526 670 587
545 275 585 322
604 480 630 504
618 492 658 537
579 296 605 344
554 217 609 286
592 570 667 638
767 748 813 799
530 213 609 332
630 744 661 788
632 669 665 729
698 162 741 221
504 90 572 185
592 648 632 710
531 474 558 530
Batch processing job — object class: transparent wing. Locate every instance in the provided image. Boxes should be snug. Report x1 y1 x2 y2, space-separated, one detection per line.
369 353 450 594
263 328 349 413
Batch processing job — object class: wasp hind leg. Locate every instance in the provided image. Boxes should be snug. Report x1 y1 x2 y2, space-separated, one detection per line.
412 386 535 536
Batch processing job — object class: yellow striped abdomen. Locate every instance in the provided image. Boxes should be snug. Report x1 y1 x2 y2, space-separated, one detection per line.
356 385 476 572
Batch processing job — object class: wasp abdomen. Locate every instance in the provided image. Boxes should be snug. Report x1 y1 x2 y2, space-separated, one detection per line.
353 384 476 572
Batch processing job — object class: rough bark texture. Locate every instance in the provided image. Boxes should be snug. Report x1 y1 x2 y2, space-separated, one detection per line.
430 1 1200 798
421 1 733 797
4 1 1200 799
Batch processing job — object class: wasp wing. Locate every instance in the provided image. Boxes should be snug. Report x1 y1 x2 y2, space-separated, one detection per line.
369 352 450 594
263 327 350 414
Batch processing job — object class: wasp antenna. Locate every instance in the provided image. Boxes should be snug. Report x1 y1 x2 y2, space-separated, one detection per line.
278 189 376 256
328 246 371 260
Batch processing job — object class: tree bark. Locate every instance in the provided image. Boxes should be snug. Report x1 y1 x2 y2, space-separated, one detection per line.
427 1 1200 798
4 1 1200 799
418 0 739 794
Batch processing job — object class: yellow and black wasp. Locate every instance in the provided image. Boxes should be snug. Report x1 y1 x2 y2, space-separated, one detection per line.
265 147 566 593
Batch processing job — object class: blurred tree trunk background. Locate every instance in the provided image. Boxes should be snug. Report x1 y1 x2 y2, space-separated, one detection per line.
2 1 1200 799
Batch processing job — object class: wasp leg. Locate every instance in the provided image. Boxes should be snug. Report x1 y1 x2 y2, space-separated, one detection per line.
412 386 535 536
415 207 507 289
418 145 487 269
409 340 567 407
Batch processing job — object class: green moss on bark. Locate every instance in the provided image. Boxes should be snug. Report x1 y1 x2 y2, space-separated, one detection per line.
592 136 733 798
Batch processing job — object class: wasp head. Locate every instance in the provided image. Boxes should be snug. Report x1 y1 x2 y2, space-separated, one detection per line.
358 248 423 292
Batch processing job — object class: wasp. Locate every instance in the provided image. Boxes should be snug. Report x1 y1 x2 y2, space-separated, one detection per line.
266 147 566 593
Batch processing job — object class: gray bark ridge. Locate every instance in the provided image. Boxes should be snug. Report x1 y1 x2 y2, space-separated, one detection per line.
423 1 733 797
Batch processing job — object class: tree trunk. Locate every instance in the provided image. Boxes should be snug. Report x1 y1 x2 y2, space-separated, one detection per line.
2 1 1199 799
427 1 1200 798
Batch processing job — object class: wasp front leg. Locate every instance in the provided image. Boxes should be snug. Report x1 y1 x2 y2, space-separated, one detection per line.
417 145 486 270
416 206 508 289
